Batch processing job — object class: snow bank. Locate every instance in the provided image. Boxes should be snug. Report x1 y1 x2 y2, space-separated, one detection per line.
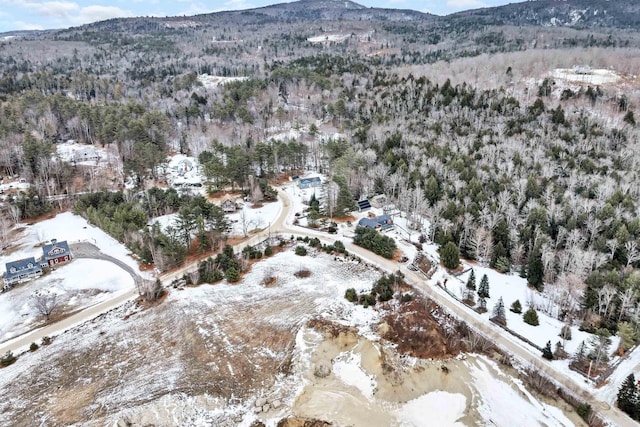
469 358 574 427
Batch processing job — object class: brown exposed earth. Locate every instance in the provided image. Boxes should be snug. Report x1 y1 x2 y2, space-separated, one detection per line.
381 296 465 358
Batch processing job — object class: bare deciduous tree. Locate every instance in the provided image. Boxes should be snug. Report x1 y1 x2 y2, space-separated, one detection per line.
31 289 60 320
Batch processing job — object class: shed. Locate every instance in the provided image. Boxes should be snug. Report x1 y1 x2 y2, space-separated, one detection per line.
357 199 372 211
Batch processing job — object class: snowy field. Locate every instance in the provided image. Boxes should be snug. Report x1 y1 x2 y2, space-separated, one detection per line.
307 34 350 43
0 242 584 426
1 212 152 280
197 74 248 88
551 68 620 85
0 259 133 343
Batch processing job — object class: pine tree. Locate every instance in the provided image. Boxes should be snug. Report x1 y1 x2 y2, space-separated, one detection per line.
542 341 553 360
464 269 476 302
527 249 544 291
477 274 490 299
440 241 460 269
523 307 539 326
617 374 638 418
572 341 587 368
466 269 476 291
491 297 506 325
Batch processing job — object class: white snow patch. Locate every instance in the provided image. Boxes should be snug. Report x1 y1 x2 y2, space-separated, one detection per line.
397 391 466 427
551 68 620 85
197 74 248 88
469 357 574 427
333 351 376 399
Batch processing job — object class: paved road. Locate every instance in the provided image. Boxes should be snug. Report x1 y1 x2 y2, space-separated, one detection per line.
0 187 633 426
0 196 288 356
270 187 635 427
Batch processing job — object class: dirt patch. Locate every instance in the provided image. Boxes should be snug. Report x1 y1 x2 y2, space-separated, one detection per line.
293 268 312 278
381 296 464 358
308 318 358 340
277 418 331 427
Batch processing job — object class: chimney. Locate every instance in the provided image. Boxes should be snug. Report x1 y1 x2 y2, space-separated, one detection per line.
51 239 57 245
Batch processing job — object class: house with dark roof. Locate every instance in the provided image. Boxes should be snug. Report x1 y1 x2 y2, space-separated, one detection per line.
357 214 394 231
297 177 322 189
3 257 43 289
221 198 238 213
42 239 72 267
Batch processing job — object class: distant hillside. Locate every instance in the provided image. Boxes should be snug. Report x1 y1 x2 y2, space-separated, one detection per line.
48 0 430 37
452 0 640 30
248 0 429 22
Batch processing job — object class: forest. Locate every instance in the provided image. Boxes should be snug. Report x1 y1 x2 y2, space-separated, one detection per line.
0 0 639 381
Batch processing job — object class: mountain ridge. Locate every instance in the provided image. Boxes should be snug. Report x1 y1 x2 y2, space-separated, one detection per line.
2 0 640 38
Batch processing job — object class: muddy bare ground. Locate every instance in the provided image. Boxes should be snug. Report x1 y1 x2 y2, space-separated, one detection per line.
0 250 585 426
0 251 380 426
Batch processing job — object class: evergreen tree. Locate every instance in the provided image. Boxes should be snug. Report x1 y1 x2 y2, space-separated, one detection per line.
440 241 460 269
490 241 507 269
573 341 588 367
464 269 476 303
491 297 506 325
542 340 554 360
527 249 544 291
510 299 522 314
466 269 476 291
477 274 490 299
624 110 636 126
333 175 356 217
617 374 639 418
618 322 636 352
225 266 240 283
523 307 540 326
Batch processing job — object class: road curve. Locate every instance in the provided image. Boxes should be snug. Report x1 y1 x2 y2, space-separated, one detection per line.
0 186 633 426
270 187 635 427
0 193 289 356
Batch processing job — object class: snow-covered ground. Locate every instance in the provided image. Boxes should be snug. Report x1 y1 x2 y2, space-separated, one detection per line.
307 34 350 43
332 351 377 400
0 178 30 198
197 74 248 88
0 259 133 342
0 241 585 426
447 265 604 355
55 140 113 166
227 200 281 238
469 357 574 426
551 68 620 85
398 391 466 427
1 212 152 280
